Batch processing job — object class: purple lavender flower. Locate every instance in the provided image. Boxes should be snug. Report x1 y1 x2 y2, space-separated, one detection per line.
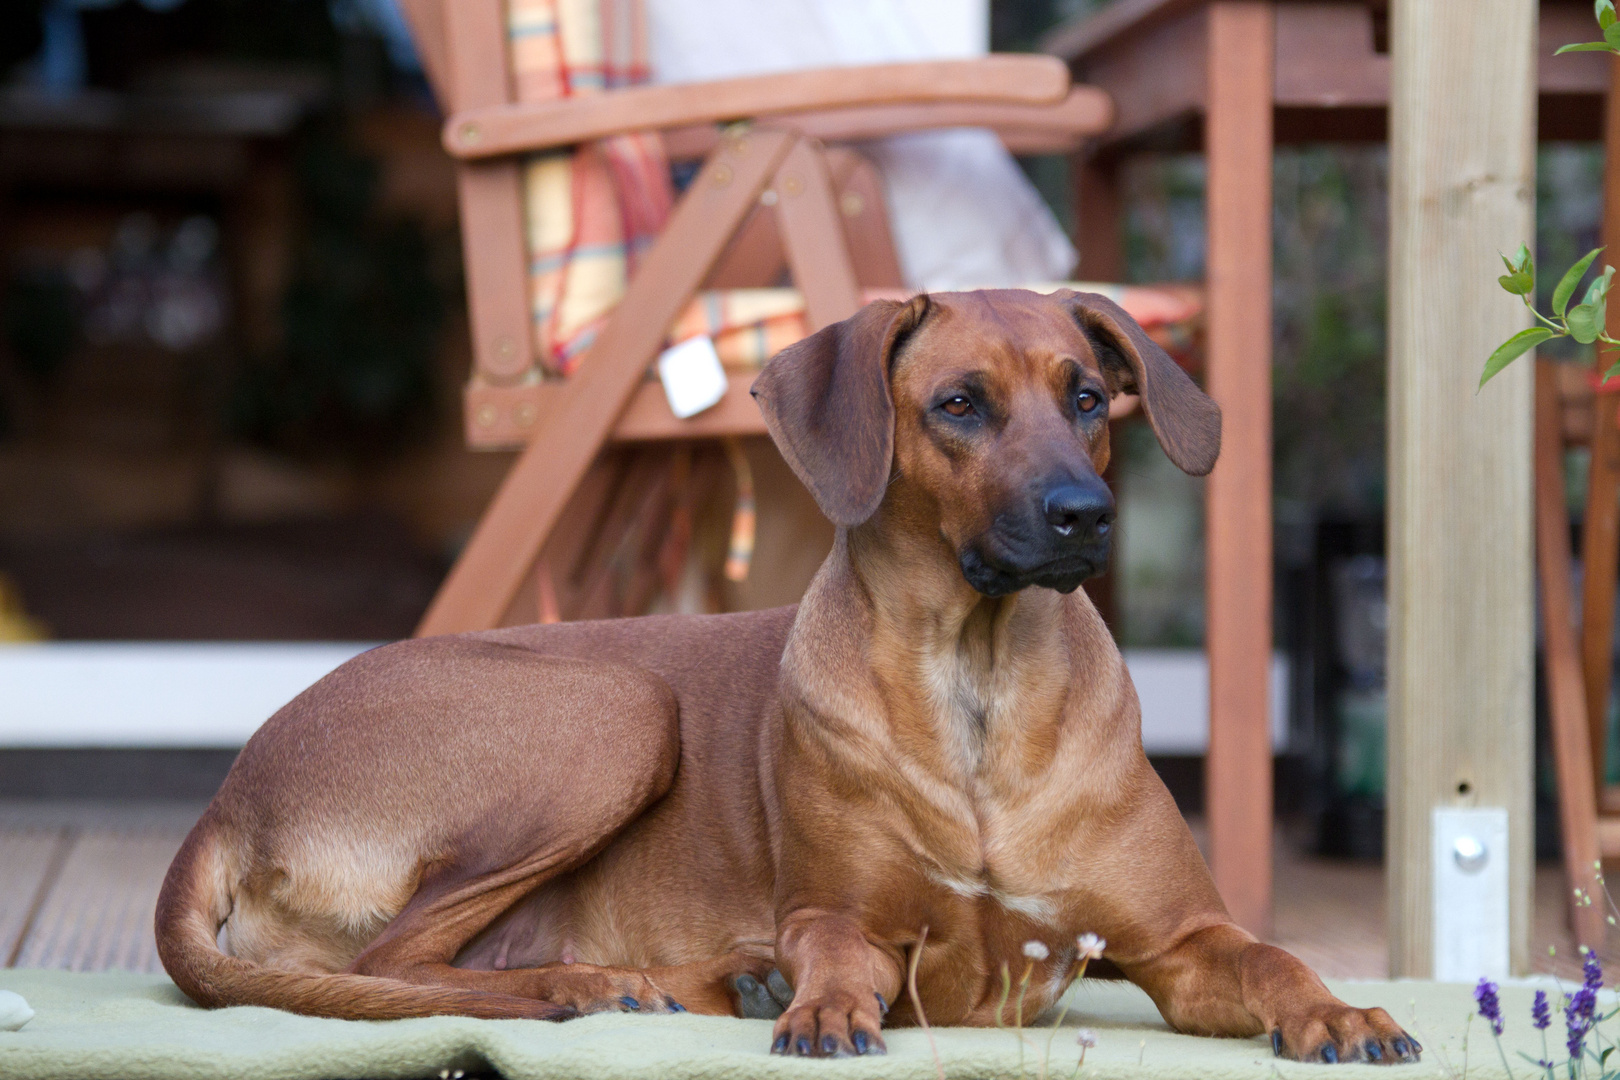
1584 950 1604 992
1532 989 1551 1031
1566 984 1598 1060
1475 979 1505 1036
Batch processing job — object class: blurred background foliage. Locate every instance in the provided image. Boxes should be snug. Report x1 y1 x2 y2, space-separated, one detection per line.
0 0 456 462
229 127 450 460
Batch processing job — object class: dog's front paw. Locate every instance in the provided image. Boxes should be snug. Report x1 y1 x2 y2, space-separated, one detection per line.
769 987 887 1057
1270 1003 1421 1064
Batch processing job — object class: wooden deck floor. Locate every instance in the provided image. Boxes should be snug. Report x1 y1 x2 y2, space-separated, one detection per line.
0 802 1598 980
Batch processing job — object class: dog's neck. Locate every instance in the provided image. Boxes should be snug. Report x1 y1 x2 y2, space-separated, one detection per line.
838 494 1070 773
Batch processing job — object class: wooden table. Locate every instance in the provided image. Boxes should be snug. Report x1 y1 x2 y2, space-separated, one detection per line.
1043 0 1609 936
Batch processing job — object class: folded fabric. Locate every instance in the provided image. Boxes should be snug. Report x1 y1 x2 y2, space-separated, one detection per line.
666 282 1205 374
0 967 1538 1080
510 0 675 375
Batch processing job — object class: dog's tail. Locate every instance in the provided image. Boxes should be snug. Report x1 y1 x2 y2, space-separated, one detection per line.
154 817 571 1021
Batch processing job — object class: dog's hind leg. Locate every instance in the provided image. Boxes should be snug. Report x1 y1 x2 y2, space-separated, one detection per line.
353 872 770 1016
190 643 692 1021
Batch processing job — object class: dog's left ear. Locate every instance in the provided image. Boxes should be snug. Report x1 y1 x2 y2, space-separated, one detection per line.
1059 290 1222 476
751 295 930 527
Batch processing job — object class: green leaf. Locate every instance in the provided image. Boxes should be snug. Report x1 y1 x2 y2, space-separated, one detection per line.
1606 21 1620 47
1499 270 1534 295
1481 327 1558 387
1500 244 1536 295
1587 264 1616 306
1601 0 1618 29
1555 248 1604 316
1604 359 1620 383
1555 41 1619 52
1571 302 1604 343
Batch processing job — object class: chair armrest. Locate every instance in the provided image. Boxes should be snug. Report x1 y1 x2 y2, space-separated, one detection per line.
661 88 1114 160
442 55 1070 160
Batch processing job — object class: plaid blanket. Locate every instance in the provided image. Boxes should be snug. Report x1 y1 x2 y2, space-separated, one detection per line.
668 284 1206 374
510 0 675 375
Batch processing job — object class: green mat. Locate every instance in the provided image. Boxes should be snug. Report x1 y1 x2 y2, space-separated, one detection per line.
0 969 1558 1079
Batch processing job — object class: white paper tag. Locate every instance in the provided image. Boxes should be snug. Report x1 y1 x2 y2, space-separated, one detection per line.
657 335 728 419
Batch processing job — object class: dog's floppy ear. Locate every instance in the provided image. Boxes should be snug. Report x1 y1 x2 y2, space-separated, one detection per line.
751 295 929 527
1060 289 1222 476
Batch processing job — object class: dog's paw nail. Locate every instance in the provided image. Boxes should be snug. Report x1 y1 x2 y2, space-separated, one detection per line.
874 992 889 1015
1364 1039 1382 1062
668 1000 686 1012
853 1031 869 1054
736 975 759 993
794 1036 813 1056
1270 1030 1283 1057
1319 1044 1338 1064
821 1035 847 1057
771 1034 790 1055
619 996 640 1010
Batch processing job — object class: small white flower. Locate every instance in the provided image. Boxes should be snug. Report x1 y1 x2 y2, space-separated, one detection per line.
1076 933 1106 960
1076 1029 1098 1049
1022 940 1050 961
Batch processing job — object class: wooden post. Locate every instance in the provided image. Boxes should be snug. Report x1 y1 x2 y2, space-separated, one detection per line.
1074 154 1124 282
1075 152 1124 633
1386 0 1536 977
1204 0 1275 937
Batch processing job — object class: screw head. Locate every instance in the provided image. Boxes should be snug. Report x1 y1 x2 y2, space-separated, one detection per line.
781 175 803 197
460 123 482 144
840 192 864 217
713 164 734 187
1453 834 1488 874
759 189 778 206
474 404 498 429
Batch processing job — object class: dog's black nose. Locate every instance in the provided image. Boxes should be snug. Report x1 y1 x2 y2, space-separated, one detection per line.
1043 484 1114 543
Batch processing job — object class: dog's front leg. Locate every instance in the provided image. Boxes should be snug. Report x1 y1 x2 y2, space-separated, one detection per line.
1123 921 1421 1064
770 908 903 1058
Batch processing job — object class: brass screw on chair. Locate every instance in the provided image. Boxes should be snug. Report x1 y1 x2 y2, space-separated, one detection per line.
514 402 537 428
759 189 779 206
495 336 516 357
460 123 481 145
840 192 864 217
713 165 734 187
781 174 803 197
475 405 498 429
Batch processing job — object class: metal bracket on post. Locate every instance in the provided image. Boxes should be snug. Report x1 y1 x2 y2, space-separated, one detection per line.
1432 806 1510 982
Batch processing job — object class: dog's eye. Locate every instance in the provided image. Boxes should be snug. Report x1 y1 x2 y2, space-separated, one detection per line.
1076 390 1102 415
941 395 974 418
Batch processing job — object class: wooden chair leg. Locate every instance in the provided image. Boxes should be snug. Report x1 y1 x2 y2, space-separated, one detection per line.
1588 58 1620 802
415 129 799 636
1535 361 1610 949
1582 393 1620 796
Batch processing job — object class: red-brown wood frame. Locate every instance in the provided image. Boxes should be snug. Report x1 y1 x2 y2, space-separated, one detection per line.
1048 0 1617 937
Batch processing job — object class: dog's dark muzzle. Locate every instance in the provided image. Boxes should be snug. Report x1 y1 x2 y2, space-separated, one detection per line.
958 480 1115 597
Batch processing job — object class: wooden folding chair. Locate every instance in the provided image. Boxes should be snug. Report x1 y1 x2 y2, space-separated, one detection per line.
396 0 1115 635
1536 357 1620 950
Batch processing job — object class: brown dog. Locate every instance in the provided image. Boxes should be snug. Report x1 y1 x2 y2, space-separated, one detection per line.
156 289 1417 1064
